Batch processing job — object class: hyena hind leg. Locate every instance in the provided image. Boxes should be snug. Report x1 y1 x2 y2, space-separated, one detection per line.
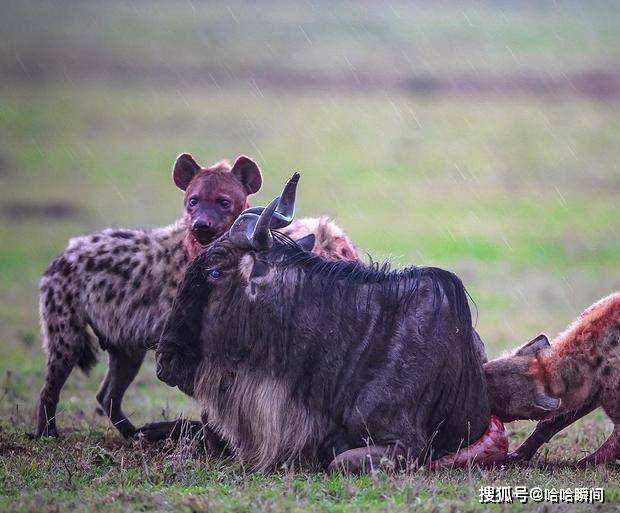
37 328 95 437
577 399 620 467
96 346 145 438
577 425 620 467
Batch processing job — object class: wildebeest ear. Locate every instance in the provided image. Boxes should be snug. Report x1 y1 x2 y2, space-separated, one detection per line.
295 234 315 252
231 156 262 195
533 392 561 412
173 153 201 191
516 334 550 357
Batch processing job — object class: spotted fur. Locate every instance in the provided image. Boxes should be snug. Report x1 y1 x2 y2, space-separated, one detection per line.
36 154 262 437
485 292 620 466
37 156 358 439
279 216 359 261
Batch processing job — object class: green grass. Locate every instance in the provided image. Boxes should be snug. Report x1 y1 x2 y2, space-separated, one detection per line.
1 1 620 512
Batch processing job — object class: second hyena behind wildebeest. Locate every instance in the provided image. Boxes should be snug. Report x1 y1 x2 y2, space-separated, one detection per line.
37 153 263 438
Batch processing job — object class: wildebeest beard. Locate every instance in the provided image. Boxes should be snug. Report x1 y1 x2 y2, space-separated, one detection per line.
158 233 490 472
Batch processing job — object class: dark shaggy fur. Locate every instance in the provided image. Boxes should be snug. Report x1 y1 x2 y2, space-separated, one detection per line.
157 233 490 472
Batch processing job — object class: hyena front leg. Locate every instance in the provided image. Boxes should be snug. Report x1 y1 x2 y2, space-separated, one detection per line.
96 346 145 438
507 401 598 464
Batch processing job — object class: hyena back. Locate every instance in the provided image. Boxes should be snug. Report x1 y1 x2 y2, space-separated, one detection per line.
37 153 262 437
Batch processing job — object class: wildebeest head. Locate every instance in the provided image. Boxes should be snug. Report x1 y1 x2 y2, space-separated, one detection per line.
173 153 263 250
156 173 313 394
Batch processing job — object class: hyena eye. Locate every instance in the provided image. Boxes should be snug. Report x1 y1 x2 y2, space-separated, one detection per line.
218 199 231 209
208 269 222 279
188 197 199 207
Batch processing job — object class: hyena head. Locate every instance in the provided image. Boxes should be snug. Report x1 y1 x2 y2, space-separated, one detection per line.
173 153 262 250
484 334 561 422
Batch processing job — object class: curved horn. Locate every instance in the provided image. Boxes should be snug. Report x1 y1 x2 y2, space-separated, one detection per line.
229 173 301 249
229 208 264 249
250 196 278 250
270 172 300 229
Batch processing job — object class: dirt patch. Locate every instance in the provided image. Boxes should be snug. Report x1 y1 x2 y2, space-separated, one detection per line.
3 56 620 100
1 201 82 221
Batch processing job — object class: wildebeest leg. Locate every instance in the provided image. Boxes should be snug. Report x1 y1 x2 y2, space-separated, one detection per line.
96 346 145 438
136 412 231 456
135 419 203 442
508 401 597 463
327 441 421 474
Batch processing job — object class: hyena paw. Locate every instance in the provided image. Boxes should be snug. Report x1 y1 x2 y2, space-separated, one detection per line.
504 451 531 466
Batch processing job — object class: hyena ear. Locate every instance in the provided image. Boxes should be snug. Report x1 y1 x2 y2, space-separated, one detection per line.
516 334 550 357
173 153 201 191
231 156 262 195
533 392 561 412
295 234 316 252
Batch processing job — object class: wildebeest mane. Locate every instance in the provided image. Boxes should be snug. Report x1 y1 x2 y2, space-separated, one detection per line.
182 232 487 468
270 230 474 345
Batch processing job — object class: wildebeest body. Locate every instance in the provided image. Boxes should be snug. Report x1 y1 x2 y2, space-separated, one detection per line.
159 237 490 471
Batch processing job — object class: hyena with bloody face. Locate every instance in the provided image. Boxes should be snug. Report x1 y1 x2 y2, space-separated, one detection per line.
485 292 620 466
37 153 263 438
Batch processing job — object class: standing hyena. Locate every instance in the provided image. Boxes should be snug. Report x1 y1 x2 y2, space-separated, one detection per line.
485 292 620 466
37 153 263 438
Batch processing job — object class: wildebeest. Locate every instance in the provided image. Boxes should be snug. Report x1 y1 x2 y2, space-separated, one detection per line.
156 173 490 472
37 153 263 438
485 292 620 466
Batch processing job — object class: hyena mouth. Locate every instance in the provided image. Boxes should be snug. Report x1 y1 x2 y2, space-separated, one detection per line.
192 229 219 246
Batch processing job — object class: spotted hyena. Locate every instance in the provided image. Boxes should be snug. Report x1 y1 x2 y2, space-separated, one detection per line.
485 292 620 466
37 153 263 438
279 216 358 261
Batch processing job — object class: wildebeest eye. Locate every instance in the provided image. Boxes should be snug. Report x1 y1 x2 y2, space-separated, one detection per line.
218 198 232 209
208 269 222 279
188 197 199 207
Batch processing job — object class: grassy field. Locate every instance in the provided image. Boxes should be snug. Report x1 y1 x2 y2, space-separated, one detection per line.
1 1 620 512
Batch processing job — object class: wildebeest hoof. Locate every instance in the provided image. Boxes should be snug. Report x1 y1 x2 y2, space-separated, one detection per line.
135 422 175 443
328 446 400 474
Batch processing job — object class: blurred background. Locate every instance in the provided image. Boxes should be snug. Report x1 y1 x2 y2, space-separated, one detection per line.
1 1 619 430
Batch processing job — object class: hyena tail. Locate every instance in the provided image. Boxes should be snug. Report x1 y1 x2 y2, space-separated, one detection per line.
77 331 98 374
37 265 98 436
